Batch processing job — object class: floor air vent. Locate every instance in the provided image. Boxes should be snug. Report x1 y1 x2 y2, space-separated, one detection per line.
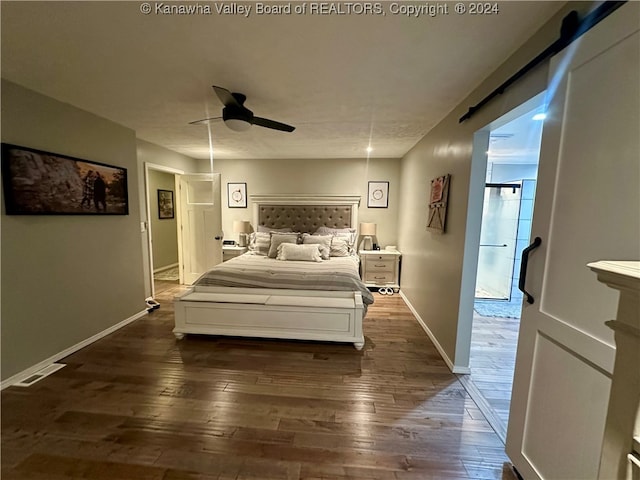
13 363 66 387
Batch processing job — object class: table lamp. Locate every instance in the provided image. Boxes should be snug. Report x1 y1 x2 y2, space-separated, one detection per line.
233 220 251 247
359 222 377 251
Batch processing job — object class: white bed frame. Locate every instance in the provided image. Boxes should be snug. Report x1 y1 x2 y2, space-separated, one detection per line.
173 194 366 350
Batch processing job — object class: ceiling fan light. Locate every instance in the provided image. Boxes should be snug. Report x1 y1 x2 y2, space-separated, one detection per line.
224 118 252 132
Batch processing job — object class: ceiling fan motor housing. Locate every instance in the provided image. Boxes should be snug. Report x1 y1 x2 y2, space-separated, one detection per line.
222 105 253 130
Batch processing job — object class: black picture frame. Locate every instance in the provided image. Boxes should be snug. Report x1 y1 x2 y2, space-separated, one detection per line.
367 181 389 208
227 182 247 208
157 189 174 219
1 143 129 215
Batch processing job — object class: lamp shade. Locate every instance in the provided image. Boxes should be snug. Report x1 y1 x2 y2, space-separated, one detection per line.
233 220 251 233
359 222 377 236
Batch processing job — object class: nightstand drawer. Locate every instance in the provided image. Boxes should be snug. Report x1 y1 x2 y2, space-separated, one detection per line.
223 246 247 262
359 249 401 289
366 254 394 262
364 259 395 272
364 272 395 284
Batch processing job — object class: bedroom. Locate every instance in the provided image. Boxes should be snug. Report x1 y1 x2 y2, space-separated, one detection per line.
2 1 639 479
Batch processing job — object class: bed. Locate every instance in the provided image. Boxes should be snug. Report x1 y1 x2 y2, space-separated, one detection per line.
173 194 373 349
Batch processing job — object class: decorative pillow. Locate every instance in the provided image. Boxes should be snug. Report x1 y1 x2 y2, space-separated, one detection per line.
268 232 299 258
330 236 351 257
301 234 332 260
257 225 293 233
317 245 330 259
248 232 270 256
276 243 322 262
314 226 355 236
314 226 356 250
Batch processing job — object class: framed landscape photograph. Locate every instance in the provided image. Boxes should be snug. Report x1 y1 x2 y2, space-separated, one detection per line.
227 182 247 208
157 189 174 219
1 143 128 215
367 181 389 208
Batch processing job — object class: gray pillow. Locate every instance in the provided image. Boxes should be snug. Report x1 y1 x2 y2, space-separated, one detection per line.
301 234 332 260
268 232 299 258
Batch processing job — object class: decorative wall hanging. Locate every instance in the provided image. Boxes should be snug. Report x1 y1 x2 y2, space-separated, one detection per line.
427 174 450 233
367 181 389 208
227 182 247 208
1 143 129 215
157 189 174 219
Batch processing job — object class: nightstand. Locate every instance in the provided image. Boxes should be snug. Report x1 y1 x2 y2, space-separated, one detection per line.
359 250 401 291
222 245 248 262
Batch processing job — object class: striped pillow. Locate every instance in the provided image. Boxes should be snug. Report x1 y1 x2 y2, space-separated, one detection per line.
330 236 350 257
248 232 271 256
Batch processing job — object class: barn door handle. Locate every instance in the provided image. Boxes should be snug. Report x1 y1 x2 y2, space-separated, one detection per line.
519 237 542 304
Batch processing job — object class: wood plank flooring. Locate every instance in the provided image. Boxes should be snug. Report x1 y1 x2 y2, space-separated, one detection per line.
465 314 520 441
2 284 518 480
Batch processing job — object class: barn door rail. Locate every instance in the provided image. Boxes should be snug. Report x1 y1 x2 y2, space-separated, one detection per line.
459 1 626 123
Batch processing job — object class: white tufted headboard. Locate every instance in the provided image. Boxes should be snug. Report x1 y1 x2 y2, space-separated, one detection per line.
250 194 360 233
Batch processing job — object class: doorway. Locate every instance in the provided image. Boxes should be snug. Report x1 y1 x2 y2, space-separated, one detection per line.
144 163 184 298
458 93 545 442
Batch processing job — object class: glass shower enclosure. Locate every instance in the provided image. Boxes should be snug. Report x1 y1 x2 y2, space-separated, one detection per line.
475 183 522 300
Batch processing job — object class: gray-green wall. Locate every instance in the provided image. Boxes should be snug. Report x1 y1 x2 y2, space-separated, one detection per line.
1 79 147 381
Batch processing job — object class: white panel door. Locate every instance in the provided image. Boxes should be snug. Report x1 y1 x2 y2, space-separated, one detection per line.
179 173 223 285
506 4 640 479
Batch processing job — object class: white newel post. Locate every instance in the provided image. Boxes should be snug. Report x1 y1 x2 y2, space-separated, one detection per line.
589 261 640 480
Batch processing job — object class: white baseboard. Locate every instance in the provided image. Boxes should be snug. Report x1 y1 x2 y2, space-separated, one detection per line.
153 262 179 274
399 291 470 374
1 309 148 390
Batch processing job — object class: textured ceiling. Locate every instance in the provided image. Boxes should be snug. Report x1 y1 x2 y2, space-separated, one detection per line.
1 1 564 160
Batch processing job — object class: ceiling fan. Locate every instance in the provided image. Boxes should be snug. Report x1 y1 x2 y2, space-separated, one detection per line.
190 86 295 132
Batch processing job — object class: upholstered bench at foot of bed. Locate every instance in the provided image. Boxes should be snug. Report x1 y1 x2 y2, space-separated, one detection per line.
173 288 365 350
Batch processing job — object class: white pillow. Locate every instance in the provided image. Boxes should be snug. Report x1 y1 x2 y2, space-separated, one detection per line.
314 226 355 236
301 233 332 260
276 243 322 262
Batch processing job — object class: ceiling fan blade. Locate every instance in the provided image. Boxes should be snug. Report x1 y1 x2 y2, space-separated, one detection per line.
189 116 222 125
252 116 295 132
212 86 242 108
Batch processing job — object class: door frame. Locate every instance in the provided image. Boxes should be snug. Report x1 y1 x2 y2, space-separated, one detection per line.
455 92 546 371
144 162 185 298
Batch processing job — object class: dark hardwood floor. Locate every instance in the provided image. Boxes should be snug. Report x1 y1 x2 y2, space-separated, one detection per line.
2 284 517 479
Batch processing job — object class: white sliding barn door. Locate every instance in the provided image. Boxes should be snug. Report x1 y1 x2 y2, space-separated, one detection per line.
506 4 640 479
179 173 223 285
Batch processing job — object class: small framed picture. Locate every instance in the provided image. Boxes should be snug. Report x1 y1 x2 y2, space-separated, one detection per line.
227 182 247 208
367 181 389 208
157 189 174 219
